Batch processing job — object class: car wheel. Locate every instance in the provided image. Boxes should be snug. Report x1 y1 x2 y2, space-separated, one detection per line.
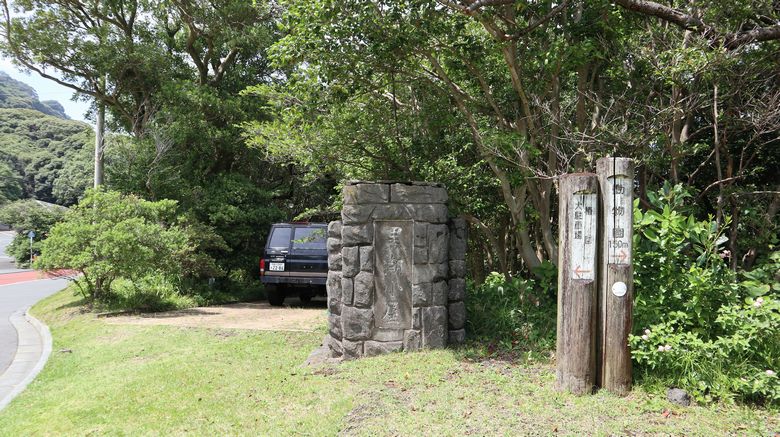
267 286 285 306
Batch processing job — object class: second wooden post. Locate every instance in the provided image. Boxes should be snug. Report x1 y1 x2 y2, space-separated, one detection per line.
556 173 599 394
596 157 634 396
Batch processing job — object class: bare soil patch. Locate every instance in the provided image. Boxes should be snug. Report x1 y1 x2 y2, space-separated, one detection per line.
103 301 327 332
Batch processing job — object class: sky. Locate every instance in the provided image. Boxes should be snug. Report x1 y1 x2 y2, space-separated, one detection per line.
0 56 91 122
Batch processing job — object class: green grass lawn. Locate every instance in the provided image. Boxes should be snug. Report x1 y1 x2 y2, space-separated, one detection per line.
0 290 777 435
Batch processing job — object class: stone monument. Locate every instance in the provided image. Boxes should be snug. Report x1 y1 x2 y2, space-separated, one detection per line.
323 181 467 360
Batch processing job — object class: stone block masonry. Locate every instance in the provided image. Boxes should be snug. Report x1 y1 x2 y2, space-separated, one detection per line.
447 217 467 344
322 181 468 360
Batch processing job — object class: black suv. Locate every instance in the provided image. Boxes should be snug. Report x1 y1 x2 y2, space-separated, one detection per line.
260 222 328 306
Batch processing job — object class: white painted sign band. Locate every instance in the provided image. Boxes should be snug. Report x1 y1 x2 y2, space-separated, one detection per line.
605 175 632 265
570 191 597 280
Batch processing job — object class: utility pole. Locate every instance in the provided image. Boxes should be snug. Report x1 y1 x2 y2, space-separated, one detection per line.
94 86 105 188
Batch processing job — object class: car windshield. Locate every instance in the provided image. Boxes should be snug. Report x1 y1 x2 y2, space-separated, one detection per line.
292 227 326 250
268 227 291 250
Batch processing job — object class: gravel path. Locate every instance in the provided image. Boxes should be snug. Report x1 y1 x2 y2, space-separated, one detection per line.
104 300 328 332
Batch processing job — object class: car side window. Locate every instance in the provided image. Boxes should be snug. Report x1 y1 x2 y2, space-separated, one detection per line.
292 227 327 250
268 227 292 250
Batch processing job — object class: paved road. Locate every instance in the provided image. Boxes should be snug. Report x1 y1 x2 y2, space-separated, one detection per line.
0 231 68 373
0 279 67 373
0 231 26 274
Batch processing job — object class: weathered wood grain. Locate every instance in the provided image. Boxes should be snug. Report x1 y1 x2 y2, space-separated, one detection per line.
596 157 635 396
556 173 599 395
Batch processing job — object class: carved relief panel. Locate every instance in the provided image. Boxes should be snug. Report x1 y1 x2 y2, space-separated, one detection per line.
373 220 413 331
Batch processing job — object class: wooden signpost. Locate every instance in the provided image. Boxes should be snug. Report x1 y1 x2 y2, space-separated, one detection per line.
556 173 599 395
556 158 634 396
597 157 634 396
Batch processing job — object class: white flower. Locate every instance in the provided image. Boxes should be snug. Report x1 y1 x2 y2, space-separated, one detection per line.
657 346 665 352
664 345 672 351
644 329 651 335
767 370 776 377
754 297 764 308
641 334 649 341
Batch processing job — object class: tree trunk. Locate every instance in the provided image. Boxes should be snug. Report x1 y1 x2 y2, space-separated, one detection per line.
574 63 590 171
713 85 726 226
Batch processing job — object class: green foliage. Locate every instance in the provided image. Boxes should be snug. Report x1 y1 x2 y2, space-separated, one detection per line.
741 251 780 298
175 214 229 281
633 183 737 333
107 132 287 291
0 107 93 205
0 198 66 266
0 160 22 204
35 189 193 301
0 72 92 205
631 184 780 404
186 173 283 279
0 199 66 233
255 0 780 281
466 271 556 352
34 188 248 310
105 276 198 313
2 2 293 296
51 157 92 206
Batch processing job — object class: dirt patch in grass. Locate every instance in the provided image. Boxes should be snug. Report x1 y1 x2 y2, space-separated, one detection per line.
33 295 91 324
340 391 396 436
103 301 327 332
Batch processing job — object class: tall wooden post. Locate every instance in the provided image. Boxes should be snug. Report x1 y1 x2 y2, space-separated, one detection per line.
556 173 599 395
596 157 634 395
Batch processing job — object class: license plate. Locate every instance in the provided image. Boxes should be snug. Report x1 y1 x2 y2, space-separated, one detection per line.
268 262 285 272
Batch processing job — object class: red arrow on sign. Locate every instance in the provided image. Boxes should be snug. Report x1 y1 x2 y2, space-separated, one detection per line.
618 250 628 263
574 265 591 278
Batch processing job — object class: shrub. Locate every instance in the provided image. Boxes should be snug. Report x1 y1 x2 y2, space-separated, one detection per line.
0 199 66 267
107 276 198 312
631 184 780 405
466 266 557 353
35 189 191 301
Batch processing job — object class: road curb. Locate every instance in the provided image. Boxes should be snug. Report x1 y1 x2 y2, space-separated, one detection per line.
0 306 53 412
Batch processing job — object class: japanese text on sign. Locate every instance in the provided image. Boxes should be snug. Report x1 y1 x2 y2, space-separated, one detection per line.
606 175 632 265
570 192 597 280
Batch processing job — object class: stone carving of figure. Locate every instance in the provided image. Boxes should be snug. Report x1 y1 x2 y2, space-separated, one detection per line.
383 226 404 324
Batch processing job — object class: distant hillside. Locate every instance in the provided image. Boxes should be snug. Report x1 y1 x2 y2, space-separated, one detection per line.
0 72 93 206
0 71 70 119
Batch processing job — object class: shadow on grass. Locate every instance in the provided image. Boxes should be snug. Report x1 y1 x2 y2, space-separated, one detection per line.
93 291 188 314
114 307 222 318
452 337 555 369
55 296 91 312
